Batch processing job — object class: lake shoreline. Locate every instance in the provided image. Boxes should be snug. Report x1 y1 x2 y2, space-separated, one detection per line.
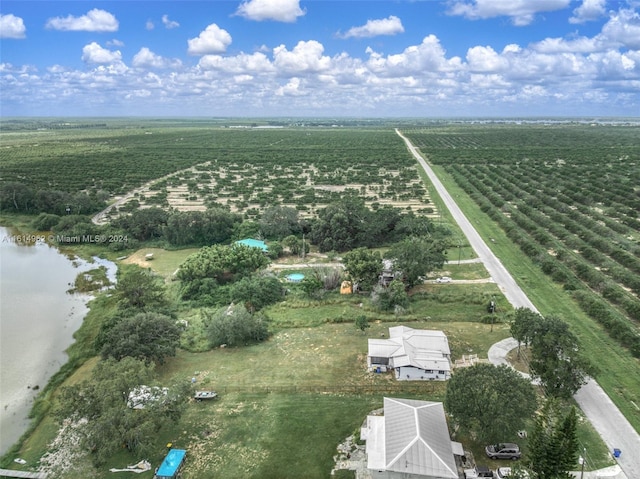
0 222 118 459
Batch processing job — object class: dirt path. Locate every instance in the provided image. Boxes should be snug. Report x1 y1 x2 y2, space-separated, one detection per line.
91 163 210 225
397 129 639 479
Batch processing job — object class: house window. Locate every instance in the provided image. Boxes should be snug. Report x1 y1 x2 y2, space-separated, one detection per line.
438 370 445 375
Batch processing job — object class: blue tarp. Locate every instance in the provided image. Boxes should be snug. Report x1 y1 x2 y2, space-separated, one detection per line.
156 449 186 478
236 238 268 251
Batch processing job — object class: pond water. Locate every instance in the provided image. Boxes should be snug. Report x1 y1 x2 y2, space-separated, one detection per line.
0 227 117 455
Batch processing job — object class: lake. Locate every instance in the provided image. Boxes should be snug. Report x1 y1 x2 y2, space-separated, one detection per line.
0 226 116 455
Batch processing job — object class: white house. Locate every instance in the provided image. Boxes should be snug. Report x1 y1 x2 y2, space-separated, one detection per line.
361 397 463 479
367 326 451 381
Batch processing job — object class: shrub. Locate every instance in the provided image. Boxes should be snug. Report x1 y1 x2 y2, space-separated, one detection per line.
204 304 270 348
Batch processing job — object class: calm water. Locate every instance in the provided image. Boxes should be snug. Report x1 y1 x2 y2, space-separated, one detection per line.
0 227 116 455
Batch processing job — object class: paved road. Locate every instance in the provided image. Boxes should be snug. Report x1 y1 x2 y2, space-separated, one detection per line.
396 129 640 479
395 130 536 311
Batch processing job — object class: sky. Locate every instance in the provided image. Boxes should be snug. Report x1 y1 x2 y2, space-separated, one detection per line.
0 0 639 117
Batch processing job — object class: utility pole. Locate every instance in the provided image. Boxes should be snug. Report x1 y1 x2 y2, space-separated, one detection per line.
490 296 496 332
579 447 586 479
302 233 306 260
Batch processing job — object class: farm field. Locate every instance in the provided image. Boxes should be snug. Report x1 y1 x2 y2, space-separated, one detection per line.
0 119 434 222
402 123 640 430
1 119 637 478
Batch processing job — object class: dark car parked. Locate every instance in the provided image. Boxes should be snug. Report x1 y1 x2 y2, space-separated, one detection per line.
485 443 521 460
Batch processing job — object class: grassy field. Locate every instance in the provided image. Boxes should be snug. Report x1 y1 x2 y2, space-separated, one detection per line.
119 247 200 278
7 306 613 478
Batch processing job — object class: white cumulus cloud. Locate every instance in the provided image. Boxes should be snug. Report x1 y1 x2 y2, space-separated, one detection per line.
340 15 404 39
235 0 305 22
448 0 570 26
198 52 274 73
45 8 118 32
600 8 640 50
187 24 232 55
132 47 182 69
276 77 306 96
531 36 602 54
367 35 462 76
570 0 607 24
466 45 509 72
162 14 180 29
273 40 331 73
0 14 26 39
81 42 122 64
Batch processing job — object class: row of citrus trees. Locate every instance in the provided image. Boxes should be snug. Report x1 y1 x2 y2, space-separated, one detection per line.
404 125 640 358
1 125 430 218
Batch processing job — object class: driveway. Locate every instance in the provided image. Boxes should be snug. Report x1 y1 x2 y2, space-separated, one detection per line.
397 130 640 479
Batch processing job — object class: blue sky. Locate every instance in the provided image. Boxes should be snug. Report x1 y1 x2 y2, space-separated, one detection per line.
1 0 639 117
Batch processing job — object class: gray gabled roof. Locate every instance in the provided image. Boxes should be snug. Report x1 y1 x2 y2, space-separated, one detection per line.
383 398 458 478
368 327 451 372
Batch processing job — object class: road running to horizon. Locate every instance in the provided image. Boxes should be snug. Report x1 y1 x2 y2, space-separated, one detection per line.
396 129 640 479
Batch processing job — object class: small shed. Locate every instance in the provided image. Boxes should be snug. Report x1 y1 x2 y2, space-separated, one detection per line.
155 449 186 479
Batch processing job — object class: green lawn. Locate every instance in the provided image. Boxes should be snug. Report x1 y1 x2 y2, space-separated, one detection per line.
118 247 199 278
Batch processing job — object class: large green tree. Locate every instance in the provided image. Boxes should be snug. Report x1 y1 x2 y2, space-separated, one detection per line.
100 312 181 364
0 181 35 212
527 399 580 479
164 208 240 246
342 247 382 290
113 206 168 241
385 236 447 287
510 307 542 357
228 275 286 312
259 205 301 240
529 316 596 399
178 243 270 300
309 195 371 252
55 357 191 466
511 309 595 398
445 363 537 443
114 267 168 311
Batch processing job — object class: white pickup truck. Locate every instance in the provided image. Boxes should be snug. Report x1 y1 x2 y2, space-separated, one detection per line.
464 465 494 479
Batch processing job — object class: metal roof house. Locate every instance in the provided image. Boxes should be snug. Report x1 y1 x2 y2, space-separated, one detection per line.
368 326 451 381
361 398 462 479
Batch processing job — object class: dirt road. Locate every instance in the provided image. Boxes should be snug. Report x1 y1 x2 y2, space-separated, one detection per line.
396 129 640 479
